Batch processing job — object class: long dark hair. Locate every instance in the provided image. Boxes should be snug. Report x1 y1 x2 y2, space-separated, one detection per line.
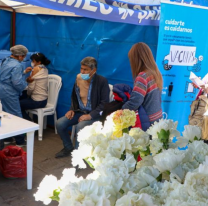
128 42 163 90
30 53 50 66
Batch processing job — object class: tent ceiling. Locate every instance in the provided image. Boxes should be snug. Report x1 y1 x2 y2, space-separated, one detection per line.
0 0 78 16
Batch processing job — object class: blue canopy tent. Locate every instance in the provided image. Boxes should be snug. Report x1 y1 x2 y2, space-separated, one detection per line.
0 0 160 122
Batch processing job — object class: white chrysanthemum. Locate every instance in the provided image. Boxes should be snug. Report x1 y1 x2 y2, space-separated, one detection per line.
129 128 150 152
71 144 93 168
188 141 208 163
107 137 126 158
153 149 186 173
34 175 58 205
58 168 83 189
59 180 111 206
122 166 159 194
182 125 202 142
147 119 180 139
77 121 103 142
124 153 137 172
115 192 157 206
184 172 208 201
150 138 163 156
136 155 155 169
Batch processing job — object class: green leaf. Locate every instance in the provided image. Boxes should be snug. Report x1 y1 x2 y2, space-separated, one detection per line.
133 150 140 161
156 173 162 182
120 150 126 160
122 128 129 134
140 146 151 157
119 189 125 194
157 129 170 150
84 158 95 169
194 136 199 141
50 188 61 202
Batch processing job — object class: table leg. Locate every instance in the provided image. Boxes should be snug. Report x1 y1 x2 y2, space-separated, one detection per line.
27 131 35 190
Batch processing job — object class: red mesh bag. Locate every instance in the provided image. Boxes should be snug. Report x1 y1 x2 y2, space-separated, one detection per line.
0 146 26 178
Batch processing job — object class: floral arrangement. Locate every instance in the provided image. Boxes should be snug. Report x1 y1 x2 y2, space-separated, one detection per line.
34 109 208 206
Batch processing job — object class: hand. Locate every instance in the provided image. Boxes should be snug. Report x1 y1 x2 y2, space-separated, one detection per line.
65 110 75 120
200 84 205 90
26 76 34 83
78 114 92 122
25 67 33 74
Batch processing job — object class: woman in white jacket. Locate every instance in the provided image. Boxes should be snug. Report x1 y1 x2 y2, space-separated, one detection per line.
20 53 50 120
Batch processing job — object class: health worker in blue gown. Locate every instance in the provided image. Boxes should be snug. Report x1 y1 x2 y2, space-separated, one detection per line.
0 45 32 146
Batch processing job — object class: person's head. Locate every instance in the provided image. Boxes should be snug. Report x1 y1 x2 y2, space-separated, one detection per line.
30 53 50 67
10 45 28 62
128 42 163 90
80 57 97 80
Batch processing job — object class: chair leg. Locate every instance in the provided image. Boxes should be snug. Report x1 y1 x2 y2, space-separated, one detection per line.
54 111 58 134
37 110 44 141
43 116 47 129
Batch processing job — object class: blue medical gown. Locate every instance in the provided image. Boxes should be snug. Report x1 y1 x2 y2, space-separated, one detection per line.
0 57 27 117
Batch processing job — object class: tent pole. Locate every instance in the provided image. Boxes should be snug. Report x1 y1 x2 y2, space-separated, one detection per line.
12 9 16 46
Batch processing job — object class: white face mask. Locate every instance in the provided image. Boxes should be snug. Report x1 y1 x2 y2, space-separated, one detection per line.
31 62 35 67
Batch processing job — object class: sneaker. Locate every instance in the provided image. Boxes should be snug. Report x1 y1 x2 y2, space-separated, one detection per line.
55 148 73 158
16 141 27 147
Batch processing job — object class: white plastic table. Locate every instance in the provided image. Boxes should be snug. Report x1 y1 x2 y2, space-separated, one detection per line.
0 112 39 190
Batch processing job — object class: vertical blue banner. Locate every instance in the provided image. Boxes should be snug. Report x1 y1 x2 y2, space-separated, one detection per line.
156 2 208 132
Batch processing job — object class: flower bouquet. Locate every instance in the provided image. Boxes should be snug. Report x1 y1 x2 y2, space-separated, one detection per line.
34 109 208 206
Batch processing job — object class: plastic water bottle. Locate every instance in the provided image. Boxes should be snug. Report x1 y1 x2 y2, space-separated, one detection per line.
0 100 2 113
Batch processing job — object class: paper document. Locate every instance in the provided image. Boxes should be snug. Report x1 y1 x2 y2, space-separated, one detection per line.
189 72 205 88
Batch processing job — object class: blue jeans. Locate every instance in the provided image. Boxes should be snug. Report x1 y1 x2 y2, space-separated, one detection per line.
56 112 100 150
20 97 47 121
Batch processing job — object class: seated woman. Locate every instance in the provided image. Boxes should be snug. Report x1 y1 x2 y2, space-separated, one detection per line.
20 53 50 120
122 42 163 127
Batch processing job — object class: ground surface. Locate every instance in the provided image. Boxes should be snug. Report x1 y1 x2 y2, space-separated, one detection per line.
0 128 93 206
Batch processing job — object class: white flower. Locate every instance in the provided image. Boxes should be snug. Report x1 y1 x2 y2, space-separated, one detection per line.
184 171 208 201
115 192 157 206
188 141 208 163
58 168 83 189
182 125 201 142
150 139 163 156
34 175 58 205
77 121 103 142
122 166 159 194
124 153 137 172
136 155 155 169
107 138 126 158
153 149 186 173
129 128 150 152
59 180 111 206
147 119 180 139
71 145 93 168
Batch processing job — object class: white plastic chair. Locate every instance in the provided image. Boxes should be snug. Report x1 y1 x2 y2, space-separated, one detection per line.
27 74 62 140
71 84 113 144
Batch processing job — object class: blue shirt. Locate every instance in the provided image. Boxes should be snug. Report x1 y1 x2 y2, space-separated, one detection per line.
75 76 94 112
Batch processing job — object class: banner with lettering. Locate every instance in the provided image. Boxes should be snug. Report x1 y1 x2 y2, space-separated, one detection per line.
13 0 160 26
156 1 208 131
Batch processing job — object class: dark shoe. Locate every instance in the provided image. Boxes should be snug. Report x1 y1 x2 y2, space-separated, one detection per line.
55 148 73 158
4 137 15 145
16 141 27 147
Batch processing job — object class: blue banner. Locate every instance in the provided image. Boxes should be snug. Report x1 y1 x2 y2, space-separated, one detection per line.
13 0 160 26
156 1 208 132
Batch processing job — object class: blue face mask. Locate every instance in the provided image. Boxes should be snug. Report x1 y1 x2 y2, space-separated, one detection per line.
80 73 90 80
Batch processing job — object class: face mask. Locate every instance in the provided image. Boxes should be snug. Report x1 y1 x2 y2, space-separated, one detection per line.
31 62 35 67
80 73 90 80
